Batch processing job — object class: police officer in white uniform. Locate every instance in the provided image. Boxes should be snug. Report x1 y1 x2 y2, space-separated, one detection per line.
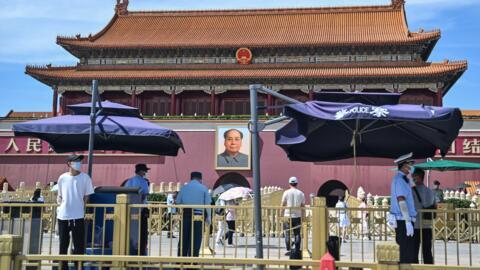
390 152 417 263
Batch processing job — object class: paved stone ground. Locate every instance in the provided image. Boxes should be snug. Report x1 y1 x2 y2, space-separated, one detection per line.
36 232 480 268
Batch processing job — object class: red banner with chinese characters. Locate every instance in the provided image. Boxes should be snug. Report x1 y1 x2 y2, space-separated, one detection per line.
441 135 480 157
1 134 479 157
0 136 142 155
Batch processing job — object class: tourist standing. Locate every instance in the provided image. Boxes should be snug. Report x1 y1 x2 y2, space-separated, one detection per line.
225 199 237 247
281 176 305 256
390 152 417 263
124 163 151 255
335 196 350 242
433 180 444 203
166 191 177 238
56 154 94 270
30 188 45 203
176 172 211 257
215 198 226 247
358 197 370 240
412 168 435 264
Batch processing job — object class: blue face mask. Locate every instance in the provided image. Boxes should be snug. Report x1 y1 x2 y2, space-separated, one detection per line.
408 165 415 175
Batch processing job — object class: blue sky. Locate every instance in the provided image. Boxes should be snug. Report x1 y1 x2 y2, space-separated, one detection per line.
0 0 478 116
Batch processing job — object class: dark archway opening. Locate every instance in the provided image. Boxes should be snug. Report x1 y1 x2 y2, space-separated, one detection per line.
317 180 349 207
213 172 250 190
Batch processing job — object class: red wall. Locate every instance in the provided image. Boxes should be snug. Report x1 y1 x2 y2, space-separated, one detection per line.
1 131 479 196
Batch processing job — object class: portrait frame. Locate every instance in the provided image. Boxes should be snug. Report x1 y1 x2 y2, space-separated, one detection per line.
215 125 251 170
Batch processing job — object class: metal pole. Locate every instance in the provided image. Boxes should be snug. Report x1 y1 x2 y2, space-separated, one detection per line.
426 158 433 188
259 86 301 104
249 84 264 268
87 80 98 177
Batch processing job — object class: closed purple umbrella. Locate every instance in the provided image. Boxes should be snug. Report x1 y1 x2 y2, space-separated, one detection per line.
276 101 462 162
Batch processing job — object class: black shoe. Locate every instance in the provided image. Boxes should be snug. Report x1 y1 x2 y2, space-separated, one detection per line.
285 251 291 256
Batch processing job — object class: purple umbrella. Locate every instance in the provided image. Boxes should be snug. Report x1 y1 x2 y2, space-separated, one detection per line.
315 92 401 106
68 101 141 117
276 101 462 162
12 102 184 156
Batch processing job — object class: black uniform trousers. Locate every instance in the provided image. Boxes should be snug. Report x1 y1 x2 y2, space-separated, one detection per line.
178 208 203 257
139 208 149 255
57 218 85 270
413 228 434 264
395 220 416 264
225 220 236 245
284 217 302 252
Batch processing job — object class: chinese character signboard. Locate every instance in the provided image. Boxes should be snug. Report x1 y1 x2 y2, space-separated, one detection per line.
462 138 480 155
435 134 480 158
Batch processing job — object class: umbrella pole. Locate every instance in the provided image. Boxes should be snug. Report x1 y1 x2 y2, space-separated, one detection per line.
87 80 99 177
249 85 264 268
351 125 358 194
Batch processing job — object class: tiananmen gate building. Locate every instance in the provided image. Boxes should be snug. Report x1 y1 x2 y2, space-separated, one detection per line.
1 0 478 202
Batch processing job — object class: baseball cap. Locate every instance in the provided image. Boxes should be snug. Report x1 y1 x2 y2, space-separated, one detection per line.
191 171 202 180
135 163 150 172
288 176 298 184
66 154 84 162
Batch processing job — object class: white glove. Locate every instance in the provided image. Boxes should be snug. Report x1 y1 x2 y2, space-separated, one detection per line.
405 221 414 237
387 213 397 229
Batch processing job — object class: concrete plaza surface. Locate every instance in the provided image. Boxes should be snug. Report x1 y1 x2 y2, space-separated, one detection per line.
35 232 480 268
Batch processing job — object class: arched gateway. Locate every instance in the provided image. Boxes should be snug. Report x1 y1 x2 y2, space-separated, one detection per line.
213 172 250 190
317 180 349 207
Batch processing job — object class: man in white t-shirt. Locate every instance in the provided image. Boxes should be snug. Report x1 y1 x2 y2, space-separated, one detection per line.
56 154 94 270
281 176 305 256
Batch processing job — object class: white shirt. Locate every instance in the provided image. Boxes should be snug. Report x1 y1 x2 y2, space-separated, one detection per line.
166 193 176 214
281 188 305 218
57 172 94 220
225 200 237 221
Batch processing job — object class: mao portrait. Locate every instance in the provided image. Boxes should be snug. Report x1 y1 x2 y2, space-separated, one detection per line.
216 126 251 170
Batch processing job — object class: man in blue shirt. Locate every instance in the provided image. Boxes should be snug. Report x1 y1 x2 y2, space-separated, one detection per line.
124 164 150 204
390 153 417 263
124 163 151 255
176 171 211 257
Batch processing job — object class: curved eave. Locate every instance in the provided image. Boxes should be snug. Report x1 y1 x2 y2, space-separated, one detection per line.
54 2 440 58
56 13 119 58
25 61 467 87
418 32 441 61
56 33 440 51
442 62 468 96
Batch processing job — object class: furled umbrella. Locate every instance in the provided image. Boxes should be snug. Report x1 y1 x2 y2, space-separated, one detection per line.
276 101 463 161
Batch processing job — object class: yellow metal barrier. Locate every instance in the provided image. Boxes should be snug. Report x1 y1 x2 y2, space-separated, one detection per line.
1 192 480 268
126 202 316 260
